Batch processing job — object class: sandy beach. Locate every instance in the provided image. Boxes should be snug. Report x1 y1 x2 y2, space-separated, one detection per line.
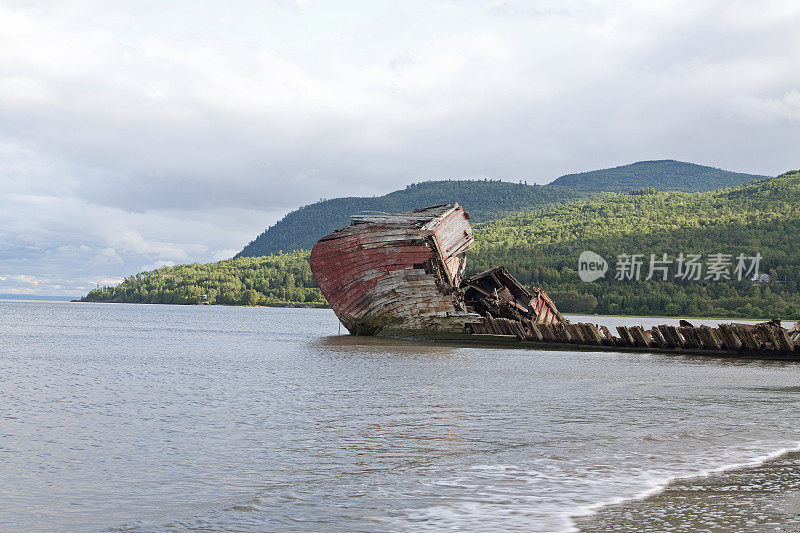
577 450 800 532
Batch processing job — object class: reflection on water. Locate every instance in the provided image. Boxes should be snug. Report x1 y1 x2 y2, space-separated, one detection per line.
2 302 800 532
316 334 456 356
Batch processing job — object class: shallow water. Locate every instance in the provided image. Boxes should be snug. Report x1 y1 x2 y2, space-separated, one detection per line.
2 302 799 532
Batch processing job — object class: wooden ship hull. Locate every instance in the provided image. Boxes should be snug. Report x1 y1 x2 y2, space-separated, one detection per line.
310 204 565 335
310 204 481 334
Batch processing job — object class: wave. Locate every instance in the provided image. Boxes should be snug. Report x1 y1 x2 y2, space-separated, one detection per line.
564 441 800 532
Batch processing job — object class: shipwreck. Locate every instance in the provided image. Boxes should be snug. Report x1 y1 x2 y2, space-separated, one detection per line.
310 203 562 335
309 203 475 334
310 203 800 360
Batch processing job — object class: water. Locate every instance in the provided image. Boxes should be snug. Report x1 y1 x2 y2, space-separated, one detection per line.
2 301 800 532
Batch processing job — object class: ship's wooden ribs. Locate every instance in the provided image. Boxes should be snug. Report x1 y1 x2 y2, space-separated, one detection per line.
649 327 667 348
774 326 795 352
599 325 616 346
662 325 685 348
616 326 635 347
751 323 794 353
678 326 699 349
478 315 528 338
656 325 677 348
565 324 581 343
790 324 800 351
717 324 742 351
580 324 604 345
629 326 651 348
512 318 799 359
696 326 721 350
734 326 761 351
539 323 557 342
752 324 771 351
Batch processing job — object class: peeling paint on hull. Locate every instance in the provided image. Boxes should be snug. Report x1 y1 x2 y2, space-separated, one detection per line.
310 204 481 335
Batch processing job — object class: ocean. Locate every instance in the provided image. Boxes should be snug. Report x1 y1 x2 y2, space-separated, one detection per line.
2 301 799 532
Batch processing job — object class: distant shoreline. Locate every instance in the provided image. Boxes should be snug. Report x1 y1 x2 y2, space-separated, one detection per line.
570 312 768 322
64 299 782 322
0 296 75 302
71 299 329 309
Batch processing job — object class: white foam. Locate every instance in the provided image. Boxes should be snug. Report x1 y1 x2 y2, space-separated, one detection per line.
401 442 800 533
563 442 800 531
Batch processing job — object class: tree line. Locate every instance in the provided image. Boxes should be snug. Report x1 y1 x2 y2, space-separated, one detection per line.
83 171 800 320
81 252 325 307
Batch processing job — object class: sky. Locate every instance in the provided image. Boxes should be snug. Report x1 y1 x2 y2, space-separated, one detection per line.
1 0 798 296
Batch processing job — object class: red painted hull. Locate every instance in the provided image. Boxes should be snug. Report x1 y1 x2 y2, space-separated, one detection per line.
310 204 480 334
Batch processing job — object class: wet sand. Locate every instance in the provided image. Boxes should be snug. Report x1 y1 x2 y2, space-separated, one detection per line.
577 451 800 532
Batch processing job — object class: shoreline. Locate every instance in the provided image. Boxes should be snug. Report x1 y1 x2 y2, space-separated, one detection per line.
66 300 783 322
70 300 330 309
575 446 800 532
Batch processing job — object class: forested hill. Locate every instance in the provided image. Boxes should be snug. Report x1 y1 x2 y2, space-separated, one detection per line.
236 180 586 257
237 160 764 257
470 170 800 319
82 170 799 320
549 160 763 192
80 252 324 306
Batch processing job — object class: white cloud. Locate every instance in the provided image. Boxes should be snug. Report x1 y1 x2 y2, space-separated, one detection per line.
733 89 800 122
0 274 43 285
0 0 798 295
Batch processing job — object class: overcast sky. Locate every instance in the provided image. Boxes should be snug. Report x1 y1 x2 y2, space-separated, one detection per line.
1 0 798 296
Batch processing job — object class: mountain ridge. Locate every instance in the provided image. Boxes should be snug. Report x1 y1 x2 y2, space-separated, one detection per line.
549 159 761 191
237 160 765 258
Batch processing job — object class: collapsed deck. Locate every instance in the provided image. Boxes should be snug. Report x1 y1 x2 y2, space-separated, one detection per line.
463 266 565 336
